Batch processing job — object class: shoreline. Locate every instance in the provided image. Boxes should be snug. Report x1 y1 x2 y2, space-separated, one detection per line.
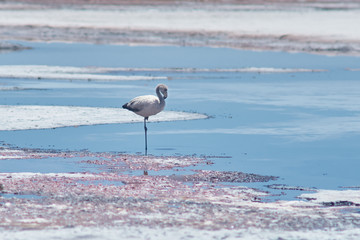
1 1 360 56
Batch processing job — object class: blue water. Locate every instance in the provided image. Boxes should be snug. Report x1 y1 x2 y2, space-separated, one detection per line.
1 41 360 200
1 193 44 200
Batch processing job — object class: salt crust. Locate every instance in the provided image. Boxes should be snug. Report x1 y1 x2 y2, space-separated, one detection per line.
1 226 360 240
0 105 207 130
0 8 359 41
0 65 323 81
0 65 167 81
300 189 360 205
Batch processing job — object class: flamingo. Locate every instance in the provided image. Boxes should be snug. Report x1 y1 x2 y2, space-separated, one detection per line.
122 84 168 155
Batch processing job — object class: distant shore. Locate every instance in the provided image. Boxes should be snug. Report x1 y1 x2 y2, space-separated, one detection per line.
1 0 360 55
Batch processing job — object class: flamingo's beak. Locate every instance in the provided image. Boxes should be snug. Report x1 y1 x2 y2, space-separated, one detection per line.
163 92 168 99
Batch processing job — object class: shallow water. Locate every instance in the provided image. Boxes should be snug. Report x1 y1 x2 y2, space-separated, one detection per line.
1 193 44 200
1 41 360 200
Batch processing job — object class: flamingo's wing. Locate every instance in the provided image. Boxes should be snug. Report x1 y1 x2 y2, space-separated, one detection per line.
123 95 159 114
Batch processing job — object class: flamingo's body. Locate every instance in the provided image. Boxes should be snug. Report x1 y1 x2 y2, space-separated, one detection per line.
122 84 168 155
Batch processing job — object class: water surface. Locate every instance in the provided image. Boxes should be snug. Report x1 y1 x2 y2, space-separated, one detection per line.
1 41 360 200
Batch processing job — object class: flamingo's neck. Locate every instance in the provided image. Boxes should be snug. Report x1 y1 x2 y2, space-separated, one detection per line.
156 87 165 103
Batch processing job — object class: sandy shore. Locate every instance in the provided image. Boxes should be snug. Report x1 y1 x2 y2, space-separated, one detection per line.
1 0 360 55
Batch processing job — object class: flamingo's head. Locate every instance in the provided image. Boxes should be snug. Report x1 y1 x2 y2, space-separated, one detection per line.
157 84 168 99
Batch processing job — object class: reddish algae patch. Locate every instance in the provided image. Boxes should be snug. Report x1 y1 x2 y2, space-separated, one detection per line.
1 147 360 233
